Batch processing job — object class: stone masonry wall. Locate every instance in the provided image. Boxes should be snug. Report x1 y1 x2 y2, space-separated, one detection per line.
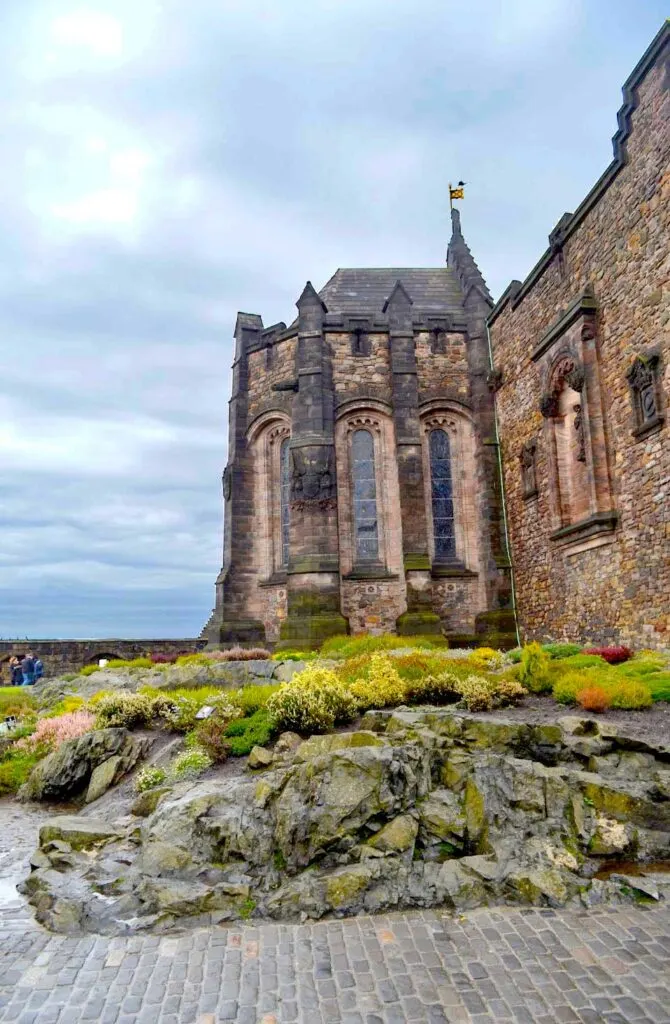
489 44 669 649
247 338 297 423
328 333 392 399
416 331 470 401
0 639 206 682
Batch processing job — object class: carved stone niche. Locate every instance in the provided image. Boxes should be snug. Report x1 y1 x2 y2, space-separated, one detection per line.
290 445 337 510
222 465 232 501
626 350 665 439
540 353 585 419
519 440 538 500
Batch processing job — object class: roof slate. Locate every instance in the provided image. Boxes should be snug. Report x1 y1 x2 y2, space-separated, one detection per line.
318 268 464 316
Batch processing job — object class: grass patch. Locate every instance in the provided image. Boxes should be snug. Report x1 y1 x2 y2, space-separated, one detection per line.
228 684 279 715
0 746 43 795
0 687 36 716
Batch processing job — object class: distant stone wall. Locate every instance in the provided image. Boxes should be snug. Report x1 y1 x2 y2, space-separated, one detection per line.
488 29 669 649
0 639 206 682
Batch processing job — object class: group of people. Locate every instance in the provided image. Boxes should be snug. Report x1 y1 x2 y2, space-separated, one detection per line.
8 652 44 687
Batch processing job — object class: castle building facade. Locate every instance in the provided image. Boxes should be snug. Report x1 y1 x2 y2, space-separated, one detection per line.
203 218 514 647
488 23 669 650
204 23 668 650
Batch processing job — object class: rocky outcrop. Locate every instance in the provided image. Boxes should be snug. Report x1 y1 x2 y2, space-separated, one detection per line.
19 729 151 802
20 711 670 934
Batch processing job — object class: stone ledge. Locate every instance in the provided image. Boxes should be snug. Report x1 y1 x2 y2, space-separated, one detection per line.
342 566 400 582
550 511 618 553
632 413 665 440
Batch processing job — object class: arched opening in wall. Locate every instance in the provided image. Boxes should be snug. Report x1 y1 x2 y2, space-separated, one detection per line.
247 413 292 581
84 652 122 666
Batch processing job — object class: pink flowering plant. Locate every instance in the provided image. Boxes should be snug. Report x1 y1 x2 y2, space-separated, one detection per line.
16 710 96 752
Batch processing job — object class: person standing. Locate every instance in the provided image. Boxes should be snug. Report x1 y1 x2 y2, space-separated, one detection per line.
9 657 22 687
33 656 44 682
21 652 35 686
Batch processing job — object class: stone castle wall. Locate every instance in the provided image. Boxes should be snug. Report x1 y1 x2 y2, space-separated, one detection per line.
0 639 206 682
488 34 669 649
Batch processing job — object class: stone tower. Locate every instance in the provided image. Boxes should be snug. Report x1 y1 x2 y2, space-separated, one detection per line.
202 213 515 648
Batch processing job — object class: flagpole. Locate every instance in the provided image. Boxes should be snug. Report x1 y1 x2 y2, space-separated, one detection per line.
448 183 453 213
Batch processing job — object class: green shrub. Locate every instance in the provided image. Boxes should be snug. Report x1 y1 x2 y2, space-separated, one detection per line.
168 747 213 781
134 765 167 792
518 643 552 693
79 665 100 676
542 643 583 659
271 650 315 662
405 671 460 705
175 653 212 667
507 648 523 663
224 709 275 756
48 695 85 717
228 684 279 716
266 665 357 733
349 654 406 711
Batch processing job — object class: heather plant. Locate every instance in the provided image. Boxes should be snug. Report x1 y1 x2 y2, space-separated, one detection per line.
92 691 173 730
583 645 632 665
266 665 357 733
208 647 272 662
576 686 611 713
161 693 242 733
542 643 583 659
607 679 652 709
16 710 95 751
319 633 443 660
453 675 495 712
349 654 406 711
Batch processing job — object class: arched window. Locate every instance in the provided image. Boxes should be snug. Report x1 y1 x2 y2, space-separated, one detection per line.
429 428 456 560
280 437 290 567
351 429 379 562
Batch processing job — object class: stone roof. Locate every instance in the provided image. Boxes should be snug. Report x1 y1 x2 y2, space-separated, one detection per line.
318 268 464 316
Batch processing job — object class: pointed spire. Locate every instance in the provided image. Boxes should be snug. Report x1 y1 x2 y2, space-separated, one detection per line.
447 208 493 307
296 280 327 312
382 278 413 312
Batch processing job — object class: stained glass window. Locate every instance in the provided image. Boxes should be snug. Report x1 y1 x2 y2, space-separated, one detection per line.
429 429 456 560
351 429 379 562
280 438 290 567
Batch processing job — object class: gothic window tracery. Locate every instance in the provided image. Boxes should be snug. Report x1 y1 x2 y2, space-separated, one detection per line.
429 428 456 560
351 428 379 562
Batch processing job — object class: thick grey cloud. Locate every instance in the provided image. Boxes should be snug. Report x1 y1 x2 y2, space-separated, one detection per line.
0 0 665 638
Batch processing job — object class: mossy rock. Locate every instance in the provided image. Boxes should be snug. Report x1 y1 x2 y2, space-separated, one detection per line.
325 865 373 909
295 731 384 762
367 814 418 854
39 817 122 852
396 611 442 636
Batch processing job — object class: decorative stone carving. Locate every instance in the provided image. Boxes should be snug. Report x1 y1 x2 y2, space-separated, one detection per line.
290 446 336 507
573 404 586 462
519 440 538 499
222 466 232 501
626 352 663 435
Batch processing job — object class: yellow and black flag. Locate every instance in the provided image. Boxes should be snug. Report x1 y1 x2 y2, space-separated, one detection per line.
449 181 466 203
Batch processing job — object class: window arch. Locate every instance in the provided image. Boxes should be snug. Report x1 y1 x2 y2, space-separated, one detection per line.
351 428 379 562
429 428 456 560
280 437 290 567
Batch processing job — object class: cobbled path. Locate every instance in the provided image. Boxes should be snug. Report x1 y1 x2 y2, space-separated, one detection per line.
1 900 669 1023
1 801 669 1022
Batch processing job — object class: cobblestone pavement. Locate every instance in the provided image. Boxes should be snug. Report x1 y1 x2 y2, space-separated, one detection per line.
1 899 669 1023
1 801 669 1022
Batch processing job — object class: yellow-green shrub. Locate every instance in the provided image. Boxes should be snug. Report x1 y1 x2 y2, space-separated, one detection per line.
405 671 459 705
320 633 442 660
349 654 406 711
468 647 505 671
162 693 241 733
607 679 652 709
518 643 552 693
266 666 357 733
454 675 495 712
552 671 588 705
92 691 169 729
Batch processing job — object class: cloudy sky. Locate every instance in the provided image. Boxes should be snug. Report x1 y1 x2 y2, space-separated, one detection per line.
0 1 665 639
